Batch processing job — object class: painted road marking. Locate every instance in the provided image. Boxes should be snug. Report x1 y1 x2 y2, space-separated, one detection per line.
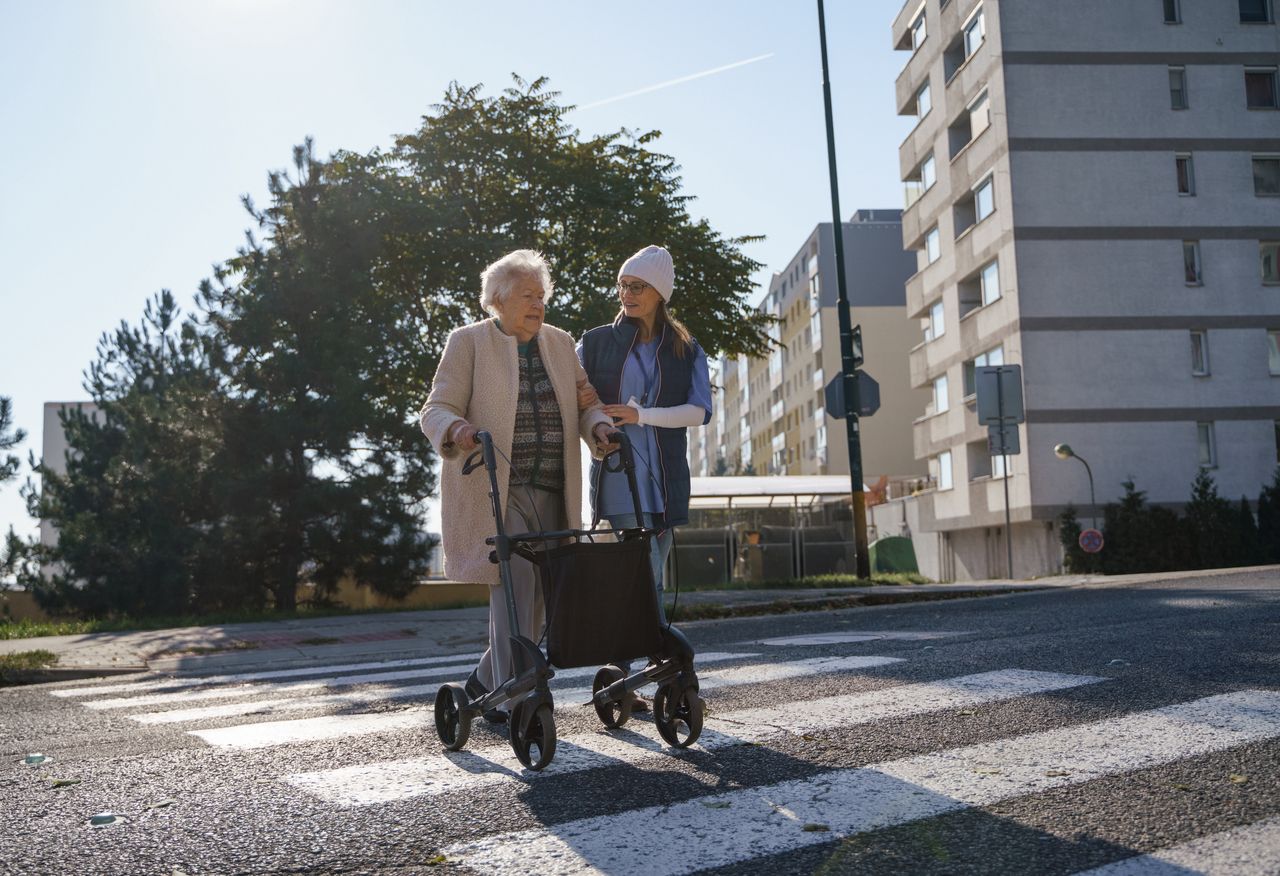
191 653 892 750
48 652 486 698
757 631 967 647
132 652 755 725
556 655 904 704
441 690 1280 876
283 669 1103 806
1072 816 1280 875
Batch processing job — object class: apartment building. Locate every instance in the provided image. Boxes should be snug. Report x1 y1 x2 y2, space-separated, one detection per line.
690 210 928 483
888 0 1280 578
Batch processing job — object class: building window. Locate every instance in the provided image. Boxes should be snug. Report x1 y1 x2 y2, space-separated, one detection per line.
980 260 1000 305
1240 0 1274 23
1268 330 1280 375
1262 241 1280 283
907 5 927 51
927 300 945 341
1253 155 1280 195
1197 422 1217 468
969 90 991 139
1183 241 1202 285
1176 153 1195 194
1246 68 1279 109
963 7 986 60
1169 67 1188 109
1191 329 1210 376
937 450 954 491
922 153 937 190
933 374 950 414
917 81 932 118
963 344 1004 397
925 226 941 263
975 176 995 221
1164 0 1182 23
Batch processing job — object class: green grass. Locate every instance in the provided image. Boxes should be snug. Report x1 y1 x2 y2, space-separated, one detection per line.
677 572 929 592
0 649 60 683
0 601 466 640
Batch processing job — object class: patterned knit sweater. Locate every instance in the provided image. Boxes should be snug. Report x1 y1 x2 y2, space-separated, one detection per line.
511 337 564 492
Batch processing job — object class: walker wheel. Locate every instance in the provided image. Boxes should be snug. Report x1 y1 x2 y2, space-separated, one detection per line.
653 683 704 748
510 702 557 771
592 665 631 729
434 683 472 751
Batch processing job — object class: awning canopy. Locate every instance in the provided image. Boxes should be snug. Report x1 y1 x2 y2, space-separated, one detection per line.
688 476 864 509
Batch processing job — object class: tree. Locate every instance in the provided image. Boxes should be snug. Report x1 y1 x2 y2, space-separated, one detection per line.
1257 467 1280 563
1099 479 1189 574
712 456 729 477
23 292 235 616
198 141 437 612
1 396 27 585
347 75 773 357
1184 470 1239 569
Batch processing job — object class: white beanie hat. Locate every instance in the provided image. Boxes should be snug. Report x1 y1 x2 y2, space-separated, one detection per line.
618 245 675 302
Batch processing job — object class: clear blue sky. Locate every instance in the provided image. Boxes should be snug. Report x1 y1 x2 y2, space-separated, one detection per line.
0 0 913 542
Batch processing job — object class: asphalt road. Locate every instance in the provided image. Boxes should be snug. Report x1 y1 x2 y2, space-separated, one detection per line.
2 571 1278 875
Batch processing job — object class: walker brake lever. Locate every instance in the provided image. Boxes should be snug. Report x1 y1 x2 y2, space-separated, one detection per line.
462 449 484 475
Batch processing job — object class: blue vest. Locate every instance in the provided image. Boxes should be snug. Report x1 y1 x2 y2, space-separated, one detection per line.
580 320 702 527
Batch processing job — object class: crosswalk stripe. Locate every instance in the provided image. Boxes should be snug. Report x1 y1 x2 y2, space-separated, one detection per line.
555 655 904 705
282 668 1103 807
757 631 966 647
190 654 895 750
1070 816 1280 876
82 664 477 710
48 652 486 698
441 690 1280 876
130 652 756 725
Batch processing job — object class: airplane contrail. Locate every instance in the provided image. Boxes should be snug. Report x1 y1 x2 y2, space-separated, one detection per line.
576 53 775 111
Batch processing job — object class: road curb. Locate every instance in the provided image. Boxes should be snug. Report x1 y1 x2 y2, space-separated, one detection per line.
0 664 149 686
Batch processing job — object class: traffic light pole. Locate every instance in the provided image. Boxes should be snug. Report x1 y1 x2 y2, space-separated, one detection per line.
816 0 870 579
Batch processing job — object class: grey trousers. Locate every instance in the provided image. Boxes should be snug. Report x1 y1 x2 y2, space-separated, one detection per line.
474 485 564 709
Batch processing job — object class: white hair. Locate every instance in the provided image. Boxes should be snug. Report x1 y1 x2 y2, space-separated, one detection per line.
479 249 554 316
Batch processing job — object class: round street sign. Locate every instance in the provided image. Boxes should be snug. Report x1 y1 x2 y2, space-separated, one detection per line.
1079 528 1104 554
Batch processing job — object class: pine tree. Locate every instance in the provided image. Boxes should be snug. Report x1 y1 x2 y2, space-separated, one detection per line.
1183 469 1237 569
1257 467 1280 563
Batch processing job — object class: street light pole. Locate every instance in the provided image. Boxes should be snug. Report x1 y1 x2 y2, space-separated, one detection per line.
816 0 870 579
1054 443 1097 530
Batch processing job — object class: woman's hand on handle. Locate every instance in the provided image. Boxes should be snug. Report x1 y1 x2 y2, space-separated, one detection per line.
448 419 480 452
592 422 621 454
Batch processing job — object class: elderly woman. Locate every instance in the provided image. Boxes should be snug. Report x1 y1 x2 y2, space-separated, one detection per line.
420 249 614 721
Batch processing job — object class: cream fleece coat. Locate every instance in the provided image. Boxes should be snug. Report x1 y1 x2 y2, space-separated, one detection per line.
419 319 611 586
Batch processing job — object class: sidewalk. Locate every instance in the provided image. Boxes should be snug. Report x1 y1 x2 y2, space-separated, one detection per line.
3 566 1267 683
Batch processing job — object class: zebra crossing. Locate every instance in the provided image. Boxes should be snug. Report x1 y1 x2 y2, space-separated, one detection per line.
33 626 1280 875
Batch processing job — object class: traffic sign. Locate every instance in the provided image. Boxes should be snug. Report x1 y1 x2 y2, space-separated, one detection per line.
1079 528 1104 554
975 365 1025 425
824 371 880 419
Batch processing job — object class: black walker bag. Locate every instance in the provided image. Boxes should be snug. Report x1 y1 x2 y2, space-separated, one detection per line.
536 537 665 669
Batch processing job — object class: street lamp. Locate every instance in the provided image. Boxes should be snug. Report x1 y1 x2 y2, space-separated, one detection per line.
1054 443 1096 530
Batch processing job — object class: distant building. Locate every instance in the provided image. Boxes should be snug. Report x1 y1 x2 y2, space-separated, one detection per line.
690 210 929 486
884 0 1280 579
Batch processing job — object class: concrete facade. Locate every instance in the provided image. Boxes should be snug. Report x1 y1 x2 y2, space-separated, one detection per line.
893 0 1280 578
689 211 930 483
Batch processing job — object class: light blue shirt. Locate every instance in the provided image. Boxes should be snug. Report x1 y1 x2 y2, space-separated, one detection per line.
589 339 712 520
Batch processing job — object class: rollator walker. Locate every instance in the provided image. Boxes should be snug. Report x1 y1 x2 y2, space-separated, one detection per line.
432 430 705 771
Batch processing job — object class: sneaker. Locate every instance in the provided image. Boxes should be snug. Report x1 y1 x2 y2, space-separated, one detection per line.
628 693 650 713
483 708 509 724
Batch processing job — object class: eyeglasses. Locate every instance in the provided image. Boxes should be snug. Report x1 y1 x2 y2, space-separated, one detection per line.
617 281 652 296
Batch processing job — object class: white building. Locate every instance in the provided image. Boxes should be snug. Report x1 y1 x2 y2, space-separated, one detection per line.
884 0 1280 579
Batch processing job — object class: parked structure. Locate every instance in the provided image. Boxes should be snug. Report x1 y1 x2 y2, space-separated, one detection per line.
884 0 1280 579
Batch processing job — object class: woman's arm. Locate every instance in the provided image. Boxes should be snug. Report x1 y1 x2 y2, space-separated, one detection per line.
419 329 475 458
601 342 713 428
